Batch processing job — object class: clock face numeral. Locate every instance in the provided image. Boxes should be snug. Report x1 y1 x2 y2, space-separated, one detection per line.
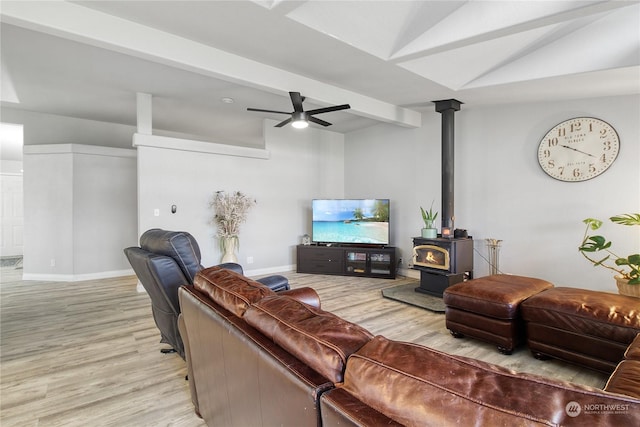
537 117 620 182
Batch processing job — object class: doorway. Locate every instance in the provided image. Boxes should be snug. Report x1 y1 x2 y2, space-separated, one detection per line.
1 122 24 278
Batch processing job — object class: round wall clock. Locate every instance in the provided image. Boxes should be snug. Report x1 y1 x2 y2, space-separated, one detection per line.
537 117 620 182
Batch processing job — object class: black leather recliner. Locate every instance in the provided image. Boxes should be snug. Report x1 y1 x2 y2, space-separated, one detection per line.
124 228 289 359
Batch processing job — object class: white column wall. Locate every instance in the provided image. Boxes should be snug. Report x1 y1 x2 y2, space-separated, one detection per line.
23 150 74 277
22 144 137 280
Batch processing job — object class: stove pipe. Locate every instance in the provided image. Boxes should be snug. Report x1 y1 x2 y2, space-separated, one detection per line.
434 99 462 232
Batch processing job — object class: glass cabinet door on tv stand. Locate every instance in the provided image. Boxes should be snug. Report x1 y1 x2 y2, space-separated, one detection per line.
345 251 368 274
344 248 396 278
370 252 393 275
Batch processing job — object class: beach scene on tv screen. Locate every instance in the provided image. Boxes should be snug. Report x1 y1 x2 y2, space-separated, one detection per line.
312 199 389 244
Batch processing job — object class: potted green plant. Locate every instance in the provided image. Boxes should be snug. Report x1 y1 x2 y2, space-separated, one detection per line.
420 201 438 239
578 213 640 297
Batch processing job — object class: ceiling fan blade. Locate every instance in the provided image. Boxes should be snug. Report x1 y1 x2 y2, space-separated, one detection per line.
274 117 292 127
247 107 291 115
308 116 332 127
306 104 351 115
290 92 304 112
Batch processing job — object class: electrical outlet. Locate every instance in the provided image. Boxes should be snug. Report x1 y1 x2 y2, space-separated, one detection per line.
50 258 56 267
247 256 254 264
153 208 160 217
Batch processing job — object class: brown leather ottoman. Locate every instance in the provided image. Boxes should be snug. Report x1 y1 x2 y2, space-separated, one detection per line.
443 275 554 354
521 287 640 373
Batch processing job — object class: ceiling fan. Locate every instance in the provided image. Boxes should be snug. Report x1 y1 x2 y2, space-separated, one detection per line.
247 92 350 129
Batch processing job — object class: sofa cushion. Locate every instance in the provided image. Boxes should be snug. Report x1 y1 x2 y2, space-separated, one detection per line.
193 266 275 317
604 360 640 399
244 295 373 383
340 335 640 426
521 287 640 344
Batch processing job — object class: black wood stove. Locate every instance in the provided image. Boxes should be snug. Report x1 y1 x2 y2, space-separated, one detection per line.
412 236 473 297
412 99 474 297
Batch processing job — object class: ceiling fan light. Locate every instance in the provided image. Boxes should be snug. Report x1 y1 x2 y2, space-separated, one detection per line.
291 111 309 129
292 119 309 129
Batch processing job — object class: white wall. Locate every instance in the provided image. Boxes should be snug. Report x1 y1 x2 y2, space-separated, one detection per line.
1 108 136 149
9 95 639 289
136 119 344 274
344 114 440 269
1 160 23 174
345 95 640 292
72 149 138 275
22 144 137 280
23 148 74 276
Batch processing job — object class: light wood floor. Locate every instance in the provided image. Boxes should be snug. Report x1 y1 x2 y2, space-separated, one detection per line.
1 267 607 426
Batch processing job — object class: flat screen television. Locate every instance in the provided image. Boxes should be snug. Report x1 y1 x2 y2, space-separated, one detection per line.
312 199 390 245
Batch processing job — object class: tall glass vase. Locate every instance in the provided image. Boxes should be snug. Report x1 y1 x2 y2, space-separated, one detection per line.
486 238 502 276
221 236 239 263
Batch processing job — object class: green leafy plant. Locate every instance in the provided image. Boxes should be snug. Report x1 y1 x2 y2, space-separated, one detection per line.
579 213 640 285
420 201 438 229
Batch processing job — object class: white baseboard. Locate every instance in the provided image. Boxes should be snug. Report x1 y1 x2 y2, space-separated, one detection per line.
22 268 135 282
245 264 295 277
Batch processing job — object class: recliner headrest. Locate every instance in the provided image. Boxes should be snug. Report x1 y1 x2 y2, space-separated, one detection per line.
140 228 203 282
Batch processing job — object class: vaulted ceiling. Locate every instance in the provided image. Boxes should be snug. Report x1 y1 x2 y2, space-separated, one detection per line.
1 0 639 154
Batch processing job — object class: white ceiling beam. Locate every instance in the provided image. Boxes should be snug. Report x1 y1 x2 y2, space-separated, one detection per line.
1 1 421 128
390 0 635 63
257 0 309 15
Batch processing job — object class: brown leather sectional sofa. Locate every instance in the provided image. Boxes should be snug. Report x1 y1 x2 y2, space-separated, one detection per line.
178 267 640 426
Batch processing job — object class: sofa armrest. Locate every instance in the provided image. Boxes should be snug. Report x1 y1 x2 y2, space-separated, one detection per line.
279 287 321 308
177 312 201 418
320 388 402 427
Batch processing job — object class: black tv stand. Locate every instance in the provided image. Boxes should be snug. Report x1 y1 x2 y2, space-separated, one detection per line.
296 245 397 279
